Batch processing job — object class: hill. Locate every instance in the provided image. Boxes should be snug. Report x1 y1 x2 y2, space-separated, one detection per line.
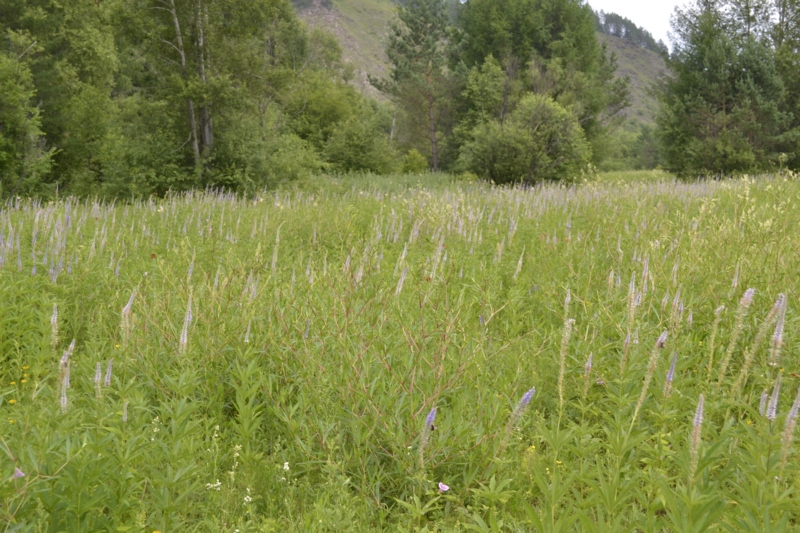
294 0 668 122
597 33 668 124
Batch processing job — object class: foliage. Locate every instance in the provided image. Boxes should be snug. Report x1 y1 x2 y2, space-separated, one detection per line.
0 34 53 197
658 0 800 177
402 149 429 173
594 10 668 55
0 0 394 196
459 94 591 184
2 174 800 530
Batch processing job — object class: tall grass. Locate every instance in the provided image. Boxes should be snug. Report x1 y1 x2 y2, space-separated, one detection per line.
1 174 800 531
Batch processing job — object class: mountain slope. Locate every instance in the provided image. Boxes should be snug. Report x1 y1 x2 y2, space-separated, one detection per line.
597 33 668 124
295 0 393 97
294 0 668 122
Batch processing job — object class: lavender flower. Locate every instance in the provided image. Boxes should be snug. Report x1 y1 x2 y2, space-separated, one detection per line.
419 407 437 468
759 390 768 417
438 482 449 493
767 375 782 421
664 352 678 398
396 267 408 296
11 467 25 480
104 359 113 387
780 387 800 475
51 304 59 349
690 394 704 478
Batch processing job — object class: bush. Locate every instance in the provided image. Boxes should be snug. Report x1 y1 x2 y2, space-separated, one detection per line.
324 115 398 174
459 94 591 184
401 149 429 173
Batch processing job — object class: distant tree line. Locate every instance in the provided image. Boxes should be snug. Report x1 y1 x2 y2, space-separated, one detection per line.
1 0 399 198
594 11 668 55
10 0 793 193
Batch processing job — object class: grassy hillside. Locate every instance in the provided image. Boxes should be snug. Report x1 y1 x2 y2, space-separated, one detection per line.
597 33 668 124
294 0 395 97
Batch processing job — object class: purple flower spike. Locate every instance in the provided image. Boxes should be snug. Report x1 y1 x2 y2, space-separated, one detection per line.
425 408 437 429
519 387 536 409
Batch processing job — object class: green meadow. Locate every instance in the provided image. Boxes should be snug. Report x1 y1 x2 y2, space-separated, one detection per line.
2 172 800 531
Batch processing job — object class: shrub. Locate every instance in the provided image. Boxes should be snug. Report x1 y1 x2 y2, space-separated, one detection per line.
401 149 429 173
459 94 591 184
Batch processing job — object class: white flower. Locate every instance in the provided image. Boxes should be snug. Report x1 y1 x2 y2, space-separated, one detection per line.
283 462 290 471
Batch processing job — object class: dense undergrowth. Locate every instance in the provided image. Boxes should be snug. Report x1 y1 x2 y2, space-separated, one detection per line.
2 173 800 531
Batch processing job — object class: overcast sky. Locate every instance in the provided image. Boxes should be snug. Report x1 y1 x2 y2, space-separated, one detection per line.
588 0 685 45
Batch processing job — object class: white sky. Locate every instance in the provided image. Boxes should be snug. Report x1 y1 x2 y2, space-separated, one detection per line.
588 0 685 45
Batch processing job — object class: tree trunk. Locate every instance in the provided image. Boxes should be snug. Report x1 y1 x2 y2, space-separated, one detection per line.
169 0 201 169
196 1 213 158
428 94 438 171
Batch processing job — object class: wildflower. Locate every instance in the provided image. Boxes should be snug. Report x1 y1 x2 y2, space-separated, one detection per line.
630 330 668 430
505 387 536 443
9 381 15 386
8 399 16 405
94 362 102 398
11 467 25 480
179 294 193 355
583 353 593 398
419 407 437 468
396 267 408 296
780 387 800 475
664 352 678 398
244 488 252 503
690 394 705 479
732 293 785 395
558 319 575 412
438 482 449 493
283 462 289 471
716 289 755 387
767 375 781 421
51 304 58 350
104 359 113 387
759 390 768 416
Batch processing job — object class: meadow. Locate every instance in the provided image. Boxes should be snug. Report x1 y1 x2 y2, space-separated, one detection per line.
2 172 800 531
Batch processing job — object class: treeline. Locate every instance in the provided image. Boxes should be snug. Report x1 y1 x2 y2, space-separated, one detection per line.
594 10 668 55
1 0 399 197
375 0 629 184
658 0 800 177
1 0 631 195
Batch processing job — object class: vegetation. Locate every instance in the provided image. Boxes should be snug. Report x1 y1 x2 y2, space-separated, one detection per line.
657 0 800 177
3 172 800 530
594 10 668 55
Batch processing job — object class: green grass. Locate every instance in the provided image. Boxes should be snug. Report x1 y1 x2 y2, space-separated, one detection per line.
2 173 800 531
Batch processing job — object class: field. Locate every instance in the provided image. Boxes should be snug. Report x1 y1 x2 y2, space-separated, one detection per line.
2 172 800 531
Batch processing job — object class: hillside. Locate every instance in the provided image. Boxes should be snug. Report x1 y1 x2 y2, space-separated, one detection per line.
294 0 668 122
597 33 668 124
294 0 394 97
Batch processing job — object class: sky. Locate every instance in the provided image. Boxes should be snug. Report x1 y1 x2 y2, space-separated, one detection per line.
588 0 684 45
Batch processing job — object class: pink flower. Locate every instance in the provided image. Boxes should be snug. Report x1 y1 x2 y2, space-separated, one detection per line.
12 467 25 480
438 482 449 493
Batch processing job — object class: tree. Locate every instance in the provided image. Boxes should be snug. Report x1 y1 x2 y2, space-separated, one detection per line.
0 32 52 196
657 0 794 176
459 94 591 184
375 0 454 171
457 0 629 164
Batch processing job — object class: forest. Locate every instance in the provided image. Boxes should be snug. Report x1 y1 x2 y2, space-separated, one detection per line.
1 0 800 197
